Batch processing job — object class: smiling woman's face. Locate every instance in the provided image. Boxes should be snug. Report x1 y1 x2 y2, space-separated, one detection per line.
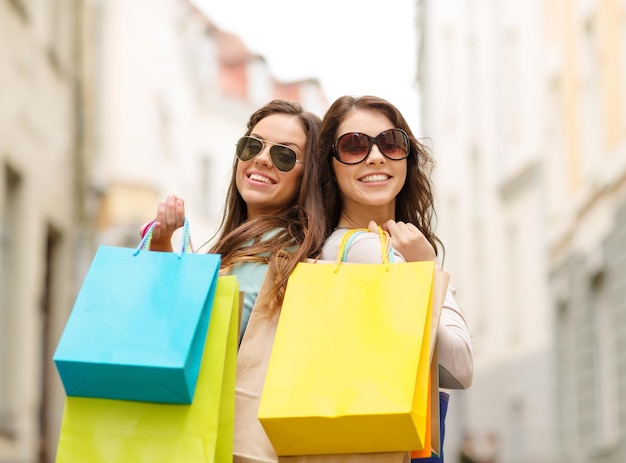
332 109 407 223
235 113 307 218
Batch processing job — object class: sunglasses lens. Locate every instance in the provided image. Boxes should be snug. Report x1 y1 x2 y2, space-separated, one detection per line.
236 137 298 172
335 133 371 164
270 145 298 172
377 129 409 159
236 137 263 161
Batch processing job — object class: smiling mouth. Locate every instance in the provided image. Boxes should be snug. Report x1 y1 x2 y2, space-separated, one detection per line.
360 174 390 183
248 173 275 185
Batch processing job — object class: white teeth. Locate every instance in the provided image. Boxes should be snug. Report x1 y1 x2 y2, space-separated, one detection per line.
360 174 389 183
249 174 274 184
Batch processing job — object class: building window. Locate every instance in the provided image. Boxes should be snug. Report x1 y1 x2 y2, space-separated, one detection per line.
579 13 604 177
470 146 486 334
7 0 29 22
505 224 521 345
157 95 174 160
555 300 579 456
509 399 524 463
39 226 61 461
502 30 521 146
199 155 213 218
0 164 21 436
443 29 456 129
589 272 618 449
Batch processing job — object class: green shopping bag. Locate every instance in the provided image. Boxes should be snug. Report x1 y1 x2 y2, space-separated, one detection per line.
55 276 239 463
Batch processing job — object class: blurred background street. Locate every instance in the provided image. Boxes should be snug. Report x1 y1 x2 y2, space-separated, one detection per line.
1 0 625 462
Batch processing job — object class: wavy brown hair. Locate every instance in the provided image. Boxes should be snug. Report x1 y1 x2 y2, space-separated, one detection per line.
285 95 442 273
207 99 321 309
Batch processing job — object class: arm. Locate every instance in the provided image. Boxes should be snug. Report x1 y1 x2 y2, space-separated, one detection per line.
437 285 474 389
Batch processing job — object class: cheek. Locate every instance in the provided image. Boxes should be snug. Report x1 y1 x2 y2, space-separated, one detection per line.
234 163 243 189
399 163 408 183
235 162 254 199
332 165 351 194
281 170 303 198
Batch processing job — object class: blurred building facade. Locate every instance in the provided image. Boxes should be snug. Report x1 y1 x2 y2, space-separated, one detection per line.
418 0 626 462
0 0 84 461
0 0 326 461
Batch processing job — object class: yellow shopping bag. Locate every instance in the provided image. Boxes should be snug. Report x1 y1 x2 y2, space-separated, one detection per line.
258 230 434 456
55 276 239 463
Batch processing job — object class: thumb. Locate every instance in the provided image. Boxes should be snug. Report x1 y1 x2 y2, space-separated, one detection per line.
368 220 379 234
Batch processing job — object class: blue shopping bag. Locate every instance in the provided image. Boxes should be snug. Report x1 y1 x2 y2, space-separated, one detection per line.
54 219 220 404
412 392 449 462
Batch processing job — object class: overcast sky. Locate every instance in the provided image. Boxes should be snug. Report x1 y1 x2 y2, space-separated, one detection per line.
193 0 422 132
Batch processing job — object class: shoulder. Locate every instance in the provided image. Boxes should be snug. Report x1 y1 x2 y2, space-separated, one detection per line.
321 228 405 263
261 228 284 241
319 229 346 261
237 227 298 258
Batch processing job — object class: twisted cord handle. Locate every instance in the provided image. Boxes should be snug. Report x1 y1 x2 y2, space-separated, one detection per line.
134 217 194 257
335 226 392 272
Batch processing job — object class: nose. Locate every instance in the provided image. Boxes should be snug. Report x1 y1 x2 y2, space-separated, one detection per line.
254 144 273 168
366 143 386 164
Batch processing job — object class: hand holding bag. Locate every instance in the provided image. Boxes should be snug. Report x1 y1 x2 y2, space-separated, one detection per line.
53 218 221 404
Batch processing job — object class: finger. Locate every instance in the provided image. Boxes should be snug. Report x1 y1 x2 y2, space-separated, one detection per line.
164 195 178 227
164 195 186 228
175 197 186 227
156 200 167 226
368 221 379 234
385 220 399 236
389 221 418 238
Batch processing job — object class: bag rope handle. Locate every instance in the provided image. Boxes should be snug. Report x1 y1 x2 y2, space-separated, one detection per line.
335 226 393 272
134 217 194 257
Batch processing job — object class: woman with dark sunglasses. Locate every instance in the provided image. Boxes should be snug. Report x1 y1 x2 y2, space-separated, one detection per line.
285 95 474 462
145 99 321 341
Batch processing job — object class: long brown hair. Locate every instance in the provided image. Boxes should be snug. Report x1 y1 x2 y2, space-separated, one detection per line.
208 99 321 309
287 95 442 272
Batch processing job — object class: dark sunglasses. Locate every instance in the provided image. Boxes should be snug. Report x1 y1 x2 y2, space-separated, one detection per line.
235 136 303 173
333 129 410 165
